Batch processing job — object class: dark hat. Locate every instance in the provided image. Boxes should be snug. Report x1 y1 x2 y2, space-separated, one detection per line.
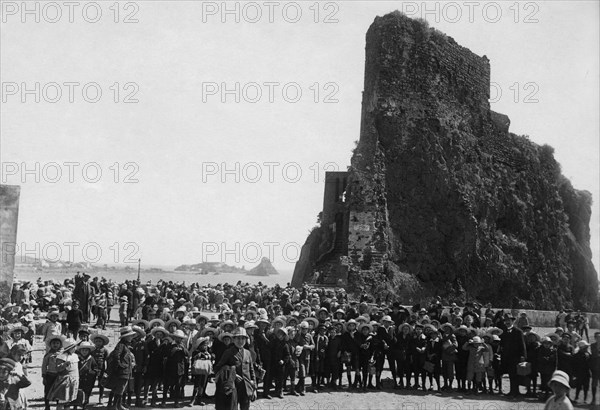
0 358 17 371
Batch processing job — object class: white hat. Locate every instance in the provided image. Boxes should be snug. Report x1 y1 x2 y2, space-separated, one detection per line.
119 326 137 340
171 330 186 340
232 327 248 338
549 370 570 389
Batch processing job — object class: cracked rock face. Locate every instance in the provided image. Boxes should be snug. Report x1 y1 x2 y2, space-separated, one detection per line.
346 12 597 309
293 12 598 310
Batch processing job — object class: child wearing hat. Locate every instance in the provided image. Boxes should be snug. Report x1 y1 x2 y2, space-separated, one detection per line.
440 325 458 392
7 327 32 366
285 327 300 396
119 297 129 327
312 324 329 393
163 330 189 407
0 357 31 410
77 342 98 407
268 327 291 399
538 336 558 401
129 326 148 408
66 300 84 340
46 339 80 408
94 293 108 330
7 345 28 377
525 332 541 397
572 340 591 404
190 337 212 406
104 327 137 410
425 328 443 392
91 334 109 404
462 336 489 394
357 323 373 391
544 370 573 410
410 324 427 390
41 310 62 348
42 335 64 410
325 325 343 390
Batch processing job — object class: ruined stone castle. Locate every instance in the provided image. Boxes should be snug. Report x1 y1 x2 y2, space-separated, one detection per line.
291 12 598 310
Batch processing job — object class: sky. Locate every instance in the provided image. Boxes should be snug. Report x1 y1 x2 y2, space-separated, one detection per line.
1 0 598 276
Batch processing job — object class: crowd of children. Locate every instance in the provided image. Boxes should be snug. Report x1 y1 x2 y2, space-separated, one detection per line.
2 277 600 409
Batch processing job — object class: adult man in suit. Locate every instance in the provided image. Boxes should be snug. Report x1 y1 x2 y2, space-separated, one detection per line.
500 314 526 397
214 327 256 410
376 315 398 388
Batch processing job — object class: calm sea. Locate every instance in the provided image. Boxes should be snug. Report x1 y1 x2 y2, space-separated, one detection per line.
14 267 294 287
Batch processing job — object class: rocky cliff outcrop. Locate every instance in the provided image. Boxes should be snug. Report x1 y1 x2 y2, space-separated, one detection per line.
247 257 279 276
292 12 598 310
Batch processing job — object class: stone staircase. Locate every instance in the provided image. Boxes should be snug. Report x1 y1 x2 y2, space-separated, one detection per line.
318 252 346 285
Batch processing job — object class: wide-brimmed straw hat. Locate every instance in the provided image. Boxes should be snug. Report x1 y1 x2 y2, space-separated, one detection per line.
76 341 96 352
201 327 218 337
525 332 541 342
486 327 503 336
132 325 146 339
440 323 455 333
91 333 109 345
119 326 137 340
171 330 186 340
8 326 29 337
132 320 149 330
275 327 288 340
218 332 233 342
148 319 166 328
220 319 235 329
46 334 67 348
423 324 438 333
380 315 393 324
165 319 181 330
399 323 412 333
305 317 319 328
358 323 373 333
244 320 258 330
150 326 168 337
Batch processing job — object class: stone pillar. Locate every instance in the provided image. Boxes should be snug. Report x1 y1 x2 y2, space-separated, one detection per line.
0 185 20 304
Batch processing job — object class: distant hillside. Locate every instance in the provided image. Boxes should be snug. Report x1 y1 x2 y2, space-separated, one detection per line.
174 262 246 273
15 254 94 269
247 257 279 276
